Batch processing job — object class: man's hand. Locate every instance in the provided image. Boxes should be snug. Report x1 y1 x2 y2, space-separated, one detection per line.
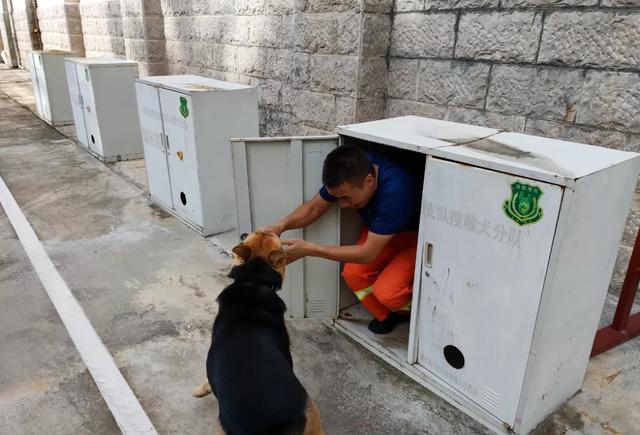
256 223 284 236
282 239 314 264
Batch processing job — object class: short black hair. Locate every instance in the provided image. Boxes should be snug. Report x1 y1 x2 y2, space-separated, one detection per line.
322 146 374 188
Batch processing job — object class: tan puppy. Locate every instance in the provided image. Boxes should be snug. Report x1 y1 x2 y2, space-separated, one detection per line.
193 232 324 435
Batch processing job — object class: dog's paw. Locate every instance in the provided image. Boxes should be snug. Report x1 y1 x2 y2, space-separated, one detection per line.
192 382 212 398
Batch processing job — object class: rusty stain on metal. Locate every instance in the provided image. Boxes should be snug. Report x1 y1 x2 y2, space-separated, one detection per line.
459 136 575 178
178 83 220 92
466 139 534 159
412 128 498 145
177 151 184 161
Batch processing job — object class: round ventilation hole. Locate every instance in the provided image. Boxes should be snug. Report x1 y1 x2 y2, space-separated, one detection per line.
91 134 95 144
443 345 465 369
180 192 187 206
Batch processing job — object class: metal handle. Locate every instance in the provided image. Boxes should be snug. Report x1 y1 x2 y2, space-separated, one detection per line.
165 134 170 150
424 242 433 268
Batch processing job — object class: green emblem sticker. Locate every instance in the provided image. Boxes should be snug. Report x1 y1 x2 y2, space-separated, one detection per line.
503 181 543 226
179 96 189 118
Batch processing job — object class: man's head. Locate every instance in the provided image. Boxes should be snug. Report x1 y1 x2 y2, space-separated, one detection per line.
322 146 377 209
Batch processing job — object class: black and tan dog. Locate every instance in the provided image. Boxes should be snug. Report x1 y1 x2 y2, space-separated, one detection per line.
193 232 324 435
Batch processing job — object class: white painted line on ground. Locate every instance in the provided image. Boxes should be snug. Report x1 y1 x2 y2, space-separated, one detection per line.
0 175 158 435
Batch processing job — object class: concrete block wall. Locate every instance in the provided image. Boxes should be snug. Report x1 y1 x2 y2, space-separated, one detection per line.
389 0 640 297
11 0 639 147
159 0 393 135
3 0 638 143
388 0 640 153
120 0 167 75
10 0 41 67
0 0 20 66
37 0 84 53
79 0 124 57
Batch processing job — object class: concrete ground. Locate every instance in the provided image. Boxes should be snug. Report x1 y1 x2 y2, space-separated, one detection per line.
1 63 639 435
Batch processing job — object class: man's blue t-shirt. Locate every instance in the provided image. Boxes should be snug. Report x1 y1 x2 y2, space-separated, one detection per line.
319 152 420 235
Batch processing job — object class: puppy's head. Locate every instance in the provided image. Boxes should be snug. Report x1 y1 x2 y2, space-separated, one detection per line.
232 232 287 280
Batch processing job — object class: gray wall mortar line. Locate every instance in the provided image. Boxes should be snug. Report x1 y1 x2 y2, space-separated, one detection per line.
387 55 640 73
393 6 640 14
452 10 461 58
533 10 546 64
483 63 493 110
353 0 366 122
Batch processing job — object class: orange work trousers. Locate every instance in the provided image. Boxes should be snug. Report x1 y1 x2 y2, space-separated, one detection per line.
341 227 418 321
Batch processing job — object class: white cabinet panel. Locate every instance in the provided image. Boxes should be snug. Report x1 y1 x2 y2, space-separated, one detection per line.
28 51 74 125
64 60 89 148
135 75 258 236
417 157 563 425
135 82 173 209
159 89 202 226
76 64 102 155
65 58 142 162
232 136 340 318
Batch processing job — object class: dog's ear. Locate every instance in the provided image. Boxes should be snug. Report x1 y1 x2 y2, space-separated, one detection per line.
268 249 287 269
232 244 252 261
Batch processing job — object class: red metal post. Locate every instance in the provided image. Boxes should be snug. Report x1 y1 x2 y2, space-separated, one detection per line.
591 227 640 357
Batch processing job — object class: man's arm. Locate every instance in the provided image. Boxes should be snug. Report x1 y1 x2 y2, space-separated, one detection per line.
258 193 333 235
284 231 393 264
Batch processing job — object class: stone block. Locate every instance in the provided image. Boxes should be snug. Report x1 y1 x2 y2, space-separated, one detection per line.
486 65 584 121
456 11 543 62
395 0 424 12
576 70 640 134
295 14 338 54
310 54 358 96
363 0 394 13
387 58 419 100
418 60 490 109
337 14 360 55
283 87 337 130
390 13 456 58
307 0 361 13
266 0 306 15
236 45 268 77
386 98 447 119
356 98 386 122
426 0 499 8
627 135 640 153
539 11 640 69
249 16 281 48
362 13 391 56
502 0 596 6
235 0 265 15
336 96 356 125
199 16 225 42
358 57 387 99
524 119 628 150
445 107 526 132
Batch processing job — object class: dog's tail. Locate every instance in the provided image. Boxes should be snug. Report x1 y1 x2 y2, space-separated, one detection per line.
302 399 325 435
192 382 212 398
